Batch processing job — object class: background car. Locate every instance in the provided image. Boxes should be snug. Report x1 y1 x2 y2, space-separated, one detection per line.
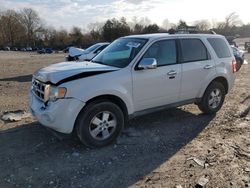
65 43 109 61
4 46 10 51
244 42 250 52
45 48 53 54
232 46 245 71
63 47 70 53
26 47 32 51
37 48 46 54
37 48 53 54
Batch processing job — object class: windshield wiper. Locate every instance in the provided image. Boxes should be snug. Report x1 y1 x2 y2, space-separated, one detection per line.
91 60 120 68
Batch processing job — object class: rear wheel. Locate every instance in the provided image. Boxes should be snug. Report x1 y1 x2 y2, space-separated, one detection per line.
198 82 226 114
76 101 124 148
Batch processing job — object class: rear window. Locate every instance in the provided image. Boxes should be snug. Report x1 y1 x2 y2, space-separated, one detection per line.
207 38 231 58
180 39 209 63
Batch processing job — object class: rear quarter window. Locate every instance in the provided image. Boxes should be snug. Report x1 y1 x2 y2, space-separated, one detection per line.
207 38 231 58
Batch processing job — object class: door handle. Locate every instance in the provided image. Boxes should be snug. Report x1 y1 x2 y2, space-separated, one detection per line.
167 70 177 76
203 65 213 69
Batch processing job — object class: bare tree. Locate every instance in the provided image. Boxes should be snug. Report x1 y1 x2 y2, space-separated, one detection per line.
224 12 242 28
138 17 151 26
194 20 211 31
162 19 170 30
20 8 42 46
212 12 243 36
177 20 188 29
1 8 250 49
88 22 104 32
133 23 144 34
69 27 84 46
0 10 24 46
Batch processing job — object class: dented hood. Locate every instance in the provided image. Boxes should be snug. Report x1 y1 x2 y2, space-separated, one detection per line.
69 47 85 57
33 61 119 85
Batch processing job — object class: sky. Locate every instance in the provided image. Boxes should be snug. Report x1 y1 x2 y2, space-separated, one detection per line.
1 0 249 30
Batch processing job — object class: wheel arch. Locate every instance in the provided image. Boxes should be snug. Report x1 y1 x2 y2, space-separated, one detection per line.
85 94 129 121
198 76 229 100
210 76 229 94
74 94 129 128
73 94 127 147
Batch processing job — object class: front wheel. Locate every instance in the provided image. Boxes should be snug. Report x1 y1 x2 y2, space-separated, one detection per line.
198 82 226 114
76 101 124 148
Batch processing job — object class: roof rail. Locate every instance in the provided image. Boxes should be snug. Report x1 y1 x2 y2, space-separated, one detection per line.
172 30 217 35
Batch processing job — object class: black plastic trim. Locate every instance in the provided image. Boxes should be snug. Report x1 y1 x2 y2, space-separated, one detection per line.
129 98 200 119
52 70 115 86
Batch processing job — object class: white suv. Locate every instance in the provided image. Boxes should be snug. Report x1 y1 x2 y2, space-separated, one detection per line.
29 33 236 147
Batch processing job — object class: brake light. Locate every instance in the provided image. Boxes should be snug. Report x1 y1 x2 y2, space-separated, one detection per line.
232 59 237 73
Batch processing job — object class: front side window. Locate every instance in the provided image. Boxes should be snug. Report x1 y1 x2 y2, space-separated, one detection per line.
143 40 177 66
92 38 147 68
180 39 209 63
207 38 231 58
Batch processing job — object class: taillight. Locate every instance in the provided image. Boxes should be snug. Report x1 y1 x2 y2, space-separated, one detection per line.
232 59 237 73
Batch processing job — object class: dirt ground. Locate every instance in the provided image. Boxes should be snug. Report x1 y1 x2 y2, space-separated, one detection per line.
0 51 249 188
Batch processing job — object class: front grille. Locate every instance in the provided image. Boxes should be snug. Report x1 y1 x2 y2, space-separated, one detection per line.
32 78 50 102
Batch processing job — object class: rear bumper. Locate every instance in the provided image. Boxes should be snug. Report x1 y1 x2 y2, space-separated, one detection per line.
29 90 85 134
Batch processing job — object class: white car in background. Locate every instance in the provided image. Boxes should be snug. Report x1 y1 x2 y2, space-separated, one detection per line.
66 43 109 61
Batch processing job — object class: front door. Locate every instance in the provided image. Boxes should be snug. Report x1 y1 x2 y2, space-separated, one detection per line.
132 39 181 111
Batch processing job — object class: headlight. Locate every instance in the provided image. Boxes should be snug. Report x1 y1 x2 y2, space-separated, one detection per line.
49 86 67 101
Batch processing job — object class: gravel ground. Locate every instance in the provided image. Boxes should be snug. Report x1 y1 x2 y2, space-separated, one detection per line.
0 51 249 188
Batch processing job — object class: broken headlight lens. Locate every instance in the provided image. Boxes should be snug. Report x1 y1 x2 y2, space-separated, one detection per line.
49 86 67 101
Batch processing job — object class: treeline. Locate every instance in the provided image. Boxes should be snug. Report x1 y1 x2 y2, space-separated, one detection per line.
0 8 249 49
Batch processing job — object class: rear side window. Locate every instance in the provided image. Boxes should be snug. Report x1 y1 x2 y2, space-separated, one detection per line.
207 38 231 58
180 39 209 63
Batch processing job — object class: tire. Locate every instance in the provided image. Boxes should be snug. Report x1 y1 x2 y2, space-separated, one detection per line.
76 101 124 148
198 82 226 114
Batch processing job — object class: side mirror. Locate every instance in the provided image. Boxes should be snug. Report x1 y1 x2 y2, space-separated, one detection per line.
138 58 157 70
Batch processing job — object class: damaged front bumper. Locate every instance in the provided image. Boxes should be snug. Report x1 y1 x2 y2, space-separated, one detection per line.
29 90 85 134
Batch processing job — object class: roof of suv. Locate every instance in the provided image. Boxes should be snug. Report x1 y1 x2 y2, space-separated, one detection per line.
123 33 224 40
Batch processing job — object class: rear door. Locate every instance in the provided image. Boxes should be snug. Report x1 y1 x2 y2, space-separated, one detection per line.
179 38 216 100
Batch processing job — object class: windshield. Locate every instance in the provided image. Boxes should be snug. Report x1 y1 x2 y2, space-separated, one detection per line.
84 44 101 53
91 38 147 68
